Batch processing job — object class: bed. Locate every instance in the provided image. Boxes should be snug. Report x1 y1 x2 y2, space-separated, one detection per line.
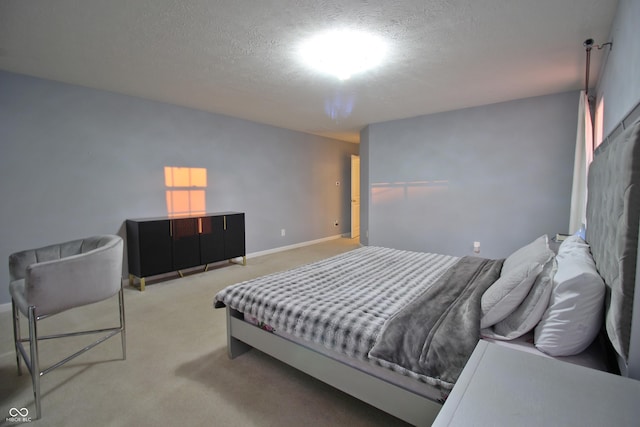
214 112 640 426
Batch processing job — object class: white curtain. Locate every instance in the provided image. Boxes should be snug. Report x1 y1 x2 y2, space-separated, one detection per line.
569 90 594 234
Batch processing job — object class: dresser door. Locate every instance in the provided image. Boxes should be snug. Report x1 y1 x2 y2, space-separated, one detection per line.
171 217 200 270
200 215 226 264
224 213 246 259
128 219 173 277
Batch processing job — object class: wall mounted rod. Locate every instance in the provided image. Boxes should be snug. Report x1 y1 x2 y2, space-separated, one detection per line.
584 39 594 95
583 39 612 96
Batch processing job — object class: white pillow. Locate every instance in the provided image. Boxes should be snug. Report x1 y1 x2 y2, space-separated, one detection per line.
486 257 557 340
556 234 590 258
534 237 605 356
502 235 554 276
480 262 543 329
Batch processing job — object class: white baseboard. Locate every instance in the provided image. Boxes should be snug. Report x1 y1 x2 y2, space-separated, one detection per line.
241 234 345 260
0 302 11 313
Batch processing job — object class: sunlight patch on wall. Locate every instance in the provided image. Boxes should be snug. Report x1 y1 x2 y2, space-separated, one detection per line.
164 167 207 217
371 180 449 205
594 96 605 147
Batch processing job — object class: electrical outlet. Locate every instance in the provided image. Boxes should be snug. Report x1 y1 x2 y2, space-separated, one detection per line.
473 241 480 253
281 229 286 237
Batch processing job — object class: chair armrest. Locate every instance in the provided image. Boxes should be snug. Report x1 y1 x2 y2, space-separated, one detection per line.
23 237 123 317
9 249 39 282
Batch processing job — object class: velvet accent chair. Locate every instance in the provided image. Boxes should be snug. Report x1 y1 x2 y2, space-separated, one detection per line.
9 235 126 419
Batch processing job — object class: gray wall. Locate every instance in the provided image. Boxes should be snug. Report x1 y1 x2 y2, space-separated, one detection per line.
0 71 357 304
596 0 640 134
361 91 579 259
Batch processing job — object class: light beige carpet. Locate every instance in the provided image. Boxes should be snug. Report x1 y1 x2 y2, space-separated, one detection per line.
0 238 411 426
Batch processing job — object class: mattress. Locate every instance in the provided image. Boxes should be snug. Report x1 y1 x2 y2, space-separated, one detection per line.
215 246 460 397
215 246 459 358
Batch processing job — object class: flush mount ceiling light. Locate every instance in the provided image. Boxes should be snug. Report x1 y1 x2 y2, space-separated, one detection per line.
299 29 387 81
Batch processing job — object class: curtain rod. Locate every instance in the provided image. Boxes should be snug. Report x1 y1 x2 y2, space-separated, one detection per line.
583 38 613 96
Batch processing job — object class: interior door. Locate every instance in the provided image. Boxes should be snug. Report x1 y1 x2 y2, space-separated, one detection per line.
351 155 360 239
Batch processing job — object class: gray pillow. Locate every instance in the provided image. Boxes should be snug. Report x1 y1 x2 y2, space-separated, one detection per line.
480 261 543 329
502 235 554 276
485 257 557 340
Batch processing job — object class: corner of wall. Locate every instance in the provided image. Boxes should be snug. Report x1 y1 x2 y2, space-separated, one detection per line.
359 126 370 246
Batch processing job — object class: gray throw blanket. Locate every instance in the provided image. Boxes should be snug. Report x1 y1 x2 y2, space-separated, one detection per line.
369 256 503 389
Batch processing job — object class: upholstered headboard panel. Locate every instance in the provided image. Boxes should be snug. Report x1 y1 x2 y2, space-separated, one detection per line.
586 119 640 364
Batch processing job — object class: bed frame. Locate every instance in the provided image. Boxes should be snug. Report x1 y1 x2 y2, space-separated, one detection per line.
225 307 441 426
223 103 640 426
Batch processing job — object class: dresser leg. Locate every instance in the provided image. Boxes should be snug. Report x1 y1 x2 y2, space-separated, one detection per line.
128 275 146 291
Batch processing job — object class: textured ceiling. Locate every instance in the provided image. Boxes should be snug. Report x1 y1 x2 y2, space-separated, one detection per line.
0 0 617 143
